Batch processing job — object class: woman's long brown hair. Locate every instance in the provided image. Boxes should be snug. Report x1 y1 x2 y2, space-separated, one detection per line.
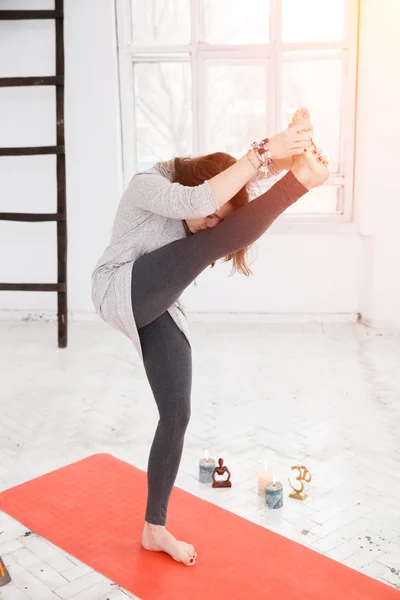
171 152 253 277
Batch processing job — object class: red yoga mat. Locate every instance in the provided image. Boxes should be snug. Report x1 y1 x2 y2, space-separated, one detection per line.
0 454 397 599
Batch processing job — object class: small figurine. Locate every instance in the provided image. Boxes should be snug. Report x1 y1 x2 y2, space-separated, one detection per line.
212 458 232 488
288 465 312 501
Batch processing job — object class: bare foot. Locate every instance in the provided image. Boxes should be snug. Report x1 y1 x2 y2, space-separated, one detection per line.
141 522 197 567
291 108 329 190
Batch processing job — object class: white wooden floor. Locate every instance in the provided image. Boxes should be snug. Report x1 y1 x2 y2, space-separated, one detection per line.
1 319 399 599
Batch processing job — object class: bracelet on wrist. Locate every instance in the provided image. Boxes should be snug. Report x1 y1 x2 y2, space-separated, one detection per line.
246 149 262 171
249 138 273 169
248 137 282 178
267 161 283 177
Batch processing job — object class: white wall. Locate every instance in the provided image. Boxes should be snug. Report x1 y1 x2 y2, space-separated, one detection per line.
0 0 399 326
0 0 122 314
354 0 400 327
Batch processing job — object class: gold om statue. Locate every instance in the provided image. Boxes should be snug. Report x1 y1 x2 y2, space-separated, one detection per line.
288 465 312 501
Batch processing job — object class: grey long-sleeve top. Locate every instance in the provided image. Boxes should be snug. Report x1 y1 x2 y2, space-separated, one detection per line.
91 160 220 360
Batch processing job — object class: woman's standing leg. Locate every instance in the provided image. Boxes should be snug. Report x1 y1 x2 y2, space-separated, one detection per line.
139 311 197 566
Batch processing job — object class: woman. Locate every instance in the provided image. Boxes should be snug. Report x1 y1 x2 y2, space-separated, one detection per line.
91 108 329 567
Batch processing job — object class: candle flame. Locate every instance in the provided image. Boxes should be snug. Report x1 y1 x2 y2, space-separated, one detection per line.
272 473 276 485
264 461 268 471
205 449 209 460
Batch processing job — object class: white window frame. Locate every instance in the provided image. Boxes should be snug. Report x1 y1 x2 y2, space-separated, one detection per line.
115 0 359 227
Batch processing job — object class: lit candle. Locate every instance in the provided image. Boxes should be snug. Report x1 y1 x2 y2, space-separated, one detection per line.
257 461 274 496
265 474 283 509
199 449 216 485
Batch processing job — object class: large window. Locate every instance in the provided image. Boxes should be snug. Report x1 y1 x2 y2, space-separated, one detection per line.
116 0 359 219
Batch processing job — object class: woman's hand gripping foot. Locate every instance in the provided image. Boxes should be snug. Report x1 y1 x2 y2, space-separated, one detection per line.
141 522 197 567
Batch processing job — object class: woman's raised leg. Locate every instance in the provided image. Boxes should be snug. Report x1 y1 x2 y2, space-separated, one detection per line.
132 170 309 329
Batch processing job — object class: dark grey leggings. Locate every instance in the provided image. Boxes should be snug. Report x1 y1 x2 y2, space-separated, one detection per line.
132 171 307 525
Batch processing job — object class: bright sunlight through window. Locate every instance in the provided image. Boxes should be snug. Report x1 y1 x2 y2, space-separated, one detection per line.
116 0 359 219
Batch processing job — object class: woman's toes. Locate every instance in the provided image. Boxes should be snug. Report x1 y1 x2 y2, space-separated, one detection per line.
300 107 310 119
316 148 328 158
316 150 328 164
313 145 329 164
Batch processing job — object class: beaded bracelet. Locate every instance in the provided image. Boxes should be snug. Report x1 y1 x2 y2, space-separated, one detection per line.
247 150 282 180
246 149 262 171
248 138 282 178
266 161 282 177
250 138 272 165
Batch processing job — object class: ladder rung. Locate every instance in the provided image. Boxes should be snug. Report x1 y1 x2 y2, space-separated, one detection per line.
0 76 63 88
0 213 64 222
0 283 66 292
0 146 65 156
0 11 63 20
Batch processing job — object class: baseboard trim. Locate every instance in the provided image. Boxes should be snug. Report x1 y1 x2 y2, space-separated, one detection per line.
0 310 398 329
0 310 103 323
0 310 360 324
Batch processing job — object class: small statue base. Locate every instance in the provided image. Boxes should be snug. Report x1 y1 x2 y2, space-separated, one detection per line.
212 480 232 488
289 490 308 501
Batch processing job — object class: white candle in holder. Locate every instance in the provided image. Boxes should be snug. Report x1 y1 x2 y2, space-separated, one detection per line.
257 461 274 496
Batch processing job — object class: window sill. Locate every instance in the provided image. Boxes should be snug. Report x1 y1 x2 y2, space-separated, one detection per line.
269 215 358 235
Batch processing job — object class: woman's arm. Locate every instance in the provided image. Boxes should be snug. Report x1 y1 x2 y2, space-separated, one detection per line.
129 117 312 219
127 170 220 220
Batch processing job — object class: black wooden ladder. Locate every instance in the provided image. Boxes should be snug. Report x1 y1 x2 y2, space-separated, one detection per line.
0 0 67 348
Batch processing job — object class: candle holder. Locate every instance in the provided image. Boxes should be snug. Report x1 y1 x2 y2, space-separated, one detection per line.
288 465 312 501
265 479 283 509
199 451 216 485
212 458 232 488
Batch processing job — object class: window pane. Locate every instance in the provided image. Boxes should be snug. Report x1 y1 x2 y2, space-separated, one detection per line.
282 55 342 173
131 0 190 46
255 181 340 214
205 61 269 155
285 185 340 214
203 0 270 44
134 63 192 170
282 0 345 43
